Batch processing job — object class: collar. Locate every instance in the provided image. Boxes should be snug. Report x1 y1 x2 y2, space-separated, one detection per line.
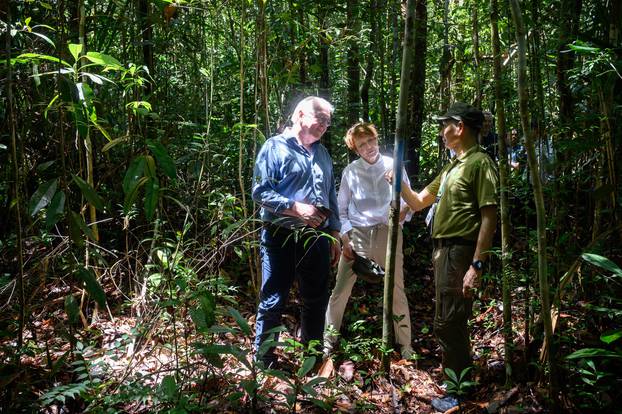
358 155 383 169
456 144 481 162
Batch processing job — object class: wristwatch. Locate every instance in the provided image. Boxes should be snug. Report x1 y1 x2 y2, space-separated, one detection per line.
471 260 484 272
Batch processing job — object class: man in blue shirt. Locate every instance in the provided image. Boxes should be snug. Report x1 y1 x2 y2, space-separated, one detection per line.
252 96 341 367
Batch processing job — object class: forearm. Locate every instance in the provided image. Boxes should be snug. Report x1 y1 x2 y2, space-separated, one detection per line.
473 206 497 262
401 186 435 212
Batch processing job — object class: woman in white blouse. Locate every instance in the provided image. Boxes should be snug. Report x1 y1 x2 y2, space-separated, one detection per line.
324 122 413 359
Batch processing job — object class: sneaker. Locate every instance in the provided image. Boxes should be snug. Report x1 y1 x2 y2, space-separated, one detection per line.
431 395 460 412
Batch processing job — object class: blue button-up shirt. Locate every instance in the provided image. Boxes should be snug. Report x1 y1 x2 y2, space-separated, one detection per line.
252 132 341 232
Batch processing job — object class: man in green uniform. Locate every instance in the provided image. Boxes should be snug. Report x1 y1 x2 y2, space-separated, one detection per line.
398 102 498 411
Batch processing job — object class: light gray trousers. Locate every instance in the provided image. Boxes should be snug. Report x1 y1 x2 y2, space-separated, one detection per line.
324 224 412 351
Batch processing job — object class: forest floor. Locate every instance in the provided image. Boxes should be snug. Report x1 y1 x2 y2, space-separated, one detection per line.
0 238 552 414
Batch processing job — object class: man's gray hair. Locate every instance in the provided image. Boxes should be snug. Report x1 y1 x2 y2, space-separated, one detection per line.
290 96 334 123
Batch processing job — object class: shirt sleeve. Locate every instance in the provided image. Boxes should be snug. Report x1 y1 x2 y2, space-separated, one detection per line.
251 140 294 213
337 170 353 234
475 157 499 208
425 169 444 198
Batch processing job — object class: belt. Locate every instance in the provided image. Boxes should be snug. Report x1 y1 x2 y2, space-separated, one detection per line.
433 237 476 249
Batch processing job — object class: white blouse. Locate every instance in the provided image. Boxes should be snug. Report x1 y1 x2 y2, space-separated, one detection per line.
338 155 412 234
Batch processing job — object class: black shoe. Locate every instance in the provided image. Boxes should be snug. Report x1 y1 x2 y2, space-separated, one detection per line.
431 395 460 412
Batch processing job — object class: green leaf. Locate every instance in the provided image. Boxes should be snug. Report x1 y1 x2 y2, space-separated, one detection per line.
69 211 96 241
45 191 65 229
600 329 622 345
147 140 176 179
123 156 146 194
12 53 71 67
75 267 106 308
160 375 177 400
144 155 157 178
64 294 80 325
444 367 459 383
566 348 622 360
101 136 128 152
567 42 600 54
297 356 316 377
144 177 159 220
582 253 622 276
68 43 82 62
123 176 148 215
227 306 251 336
30 31 56 48
84 52 123 70
72 174 104 211
29 178 58 216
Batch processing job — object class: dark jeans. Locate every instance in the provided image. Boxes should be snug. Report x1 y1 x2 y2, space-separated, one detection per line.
433 243 475 378
254 226 331 364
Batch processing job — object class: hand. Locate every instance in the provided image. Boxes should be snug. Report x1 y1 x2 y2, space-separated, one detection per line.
399 206 410 221
341 234 355 261
384 169 394 184
462 266 481 298
292 202 328 228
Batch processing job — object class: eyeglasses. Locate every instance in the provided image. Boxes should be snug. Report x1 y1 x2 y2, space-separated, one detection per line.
310 113 331 127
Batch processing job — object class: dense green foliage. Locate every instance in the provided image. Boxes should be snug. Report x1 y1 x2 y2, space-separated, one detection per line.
1 0 621 412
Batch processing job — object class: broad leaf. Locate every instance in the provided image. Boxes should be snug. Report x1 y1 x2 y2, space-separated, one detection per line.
123 156 146 194
12 53 71 67
600 329 622 345
84 52 123 70
75 267 106 308
68 43 82 62
228 306 251 336
297 356 316 377
101 136 128 152
147 140 176 179
566 348 622 360
64 294 80 325
45 191 65 229
582 253 622 276
123 176 148 215
144 177 159 220
69 211 96 241
160 375 177 400
72 174 104 211
29 179 58 216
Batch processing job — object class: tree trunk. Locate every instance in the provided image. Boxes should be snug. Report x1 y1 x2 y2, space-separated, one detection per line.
491 0 512 387
509 0 558 408
406 0 427 179
361 0 377 122
318 7 332 153
382 0 416 374
347 0 361 125
472 0 481 107
138 0 154 96
6 2 25 355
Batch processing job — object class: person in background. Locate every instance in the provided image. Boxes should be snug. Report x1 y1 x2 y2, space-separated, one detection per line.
324 122 413 360
252 96 341 368
479 111 498 161
392 102 498 412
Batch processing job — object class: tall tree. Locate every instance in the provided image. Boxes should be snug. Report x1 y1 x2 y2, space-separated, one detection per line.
346 0 361 125
491 0 512 386
383 0 416 373
406 0 428 179
509 0 558 407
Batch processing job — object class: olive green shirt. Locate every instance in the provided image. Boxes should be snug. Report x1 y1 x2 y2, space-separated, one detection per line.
425 145 499 240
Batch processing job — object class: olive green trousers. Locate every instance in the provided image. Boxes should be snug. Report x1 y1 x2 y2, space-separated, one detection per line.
433 243 475 377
